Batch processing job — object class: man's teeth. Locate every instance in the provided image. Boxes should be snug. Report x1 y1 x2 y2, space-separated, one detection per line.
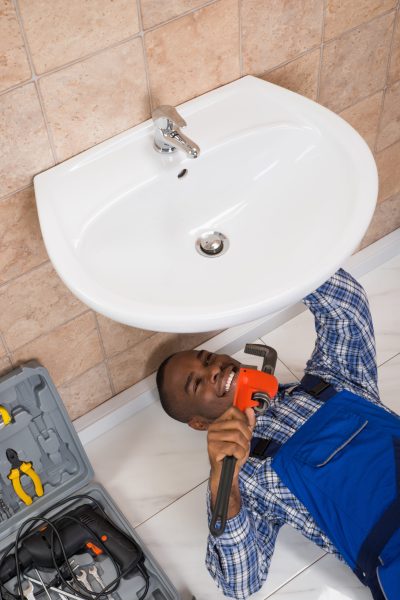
225 371 235 393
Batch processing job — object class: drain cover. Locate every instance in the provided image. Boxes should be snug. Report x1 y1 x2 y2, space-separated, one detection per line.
195 231 229 257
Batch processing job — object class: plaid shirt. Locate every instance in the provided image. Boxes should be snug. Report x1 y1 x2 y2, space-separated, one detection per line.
206 269 382 599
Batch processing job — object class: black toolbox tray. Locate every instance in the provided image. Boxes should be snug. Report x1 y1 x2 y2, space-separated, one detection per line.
0 362 179 600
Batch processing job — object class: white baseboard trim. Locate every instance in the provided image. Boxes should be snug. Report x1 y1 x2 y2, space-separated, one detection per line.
75 228 400 446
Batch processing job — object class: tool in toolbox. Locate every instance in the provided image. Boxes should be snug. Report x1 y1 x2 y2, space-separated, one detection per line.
24 576 86 600
209 343 279 537
21 580 35 600
0 362 179 600
6 449 44 506
0 406 12 428
0 504 142 582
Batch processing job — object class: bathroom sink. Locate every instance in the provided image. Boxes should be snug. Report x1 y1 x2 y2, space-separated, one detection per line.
34 76 377 332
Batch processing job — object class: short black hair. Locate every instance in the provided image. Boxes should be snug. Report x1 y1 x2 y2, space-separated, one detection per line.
156 352 192 423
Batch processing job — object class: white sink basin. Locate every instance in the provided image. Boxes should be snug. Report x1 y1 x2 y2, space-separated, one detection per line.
34 76 377 333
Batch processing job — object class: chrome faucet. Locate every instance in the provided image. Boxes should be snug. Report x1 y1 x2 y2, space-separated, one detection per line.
152 105 200 158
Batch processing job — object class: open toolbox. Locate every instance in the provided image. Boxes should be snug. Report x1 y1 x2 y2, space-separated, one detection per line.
0 362 180 600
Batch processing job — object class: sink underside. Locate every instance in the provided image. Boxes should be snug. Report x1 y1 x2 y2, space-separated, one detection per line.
34 76 378 332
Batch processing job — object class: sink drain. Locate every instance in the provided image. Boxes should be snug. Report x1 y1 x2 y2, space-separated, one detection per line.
195 231 229 257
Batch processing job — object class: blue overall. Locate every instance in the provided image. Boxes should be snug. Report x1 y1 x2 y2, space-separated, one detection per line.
269 379 400 600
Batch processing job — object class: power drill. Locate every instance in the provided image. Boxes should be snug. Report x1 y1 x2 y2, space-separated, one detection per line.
0 505 143 583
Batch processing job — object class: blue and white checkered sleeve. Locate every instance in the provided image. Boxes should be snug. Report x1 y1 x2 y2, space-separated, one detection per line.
205 487 281 599
302 268 379 403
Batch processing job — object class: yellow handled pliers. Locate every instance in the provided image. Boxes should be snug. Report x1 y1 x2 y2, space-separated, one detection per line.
6 448 44 505
0 405 12 427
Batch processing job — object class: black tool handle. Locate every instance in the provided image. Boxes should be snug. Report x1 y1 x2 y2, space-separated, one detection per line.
209 455 236 537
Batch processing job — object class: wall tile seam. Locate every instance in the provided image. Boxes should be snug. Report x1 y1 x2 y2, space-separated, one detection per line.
48 359 110 396
2 306 93 354
11 0 58 164
0 182 33 203
257 5 395 86
0 32 145 101
374 11 400 155
0 331 13 364
6 0 221 93
238 0 243 77
379 191 400 205
103 331 160 362
140 0 220 33
0 258 50 291
262 50 387 117
259 43 323 79
316 0 328 102
322 5 397 44
2 1 396 101
134 0 153 112
93 313 116 396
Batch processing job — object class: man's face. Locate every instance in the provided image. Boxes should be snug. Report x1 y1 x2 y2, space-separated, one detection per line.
163 350 241 427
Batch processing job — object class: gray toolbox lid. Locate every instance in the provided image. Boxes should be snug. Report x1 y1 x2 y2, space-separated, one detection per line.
0 361 93 542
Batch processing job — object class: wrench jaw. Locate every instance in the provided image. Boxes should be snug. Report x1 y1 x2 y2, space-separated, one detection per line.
22 580 36 600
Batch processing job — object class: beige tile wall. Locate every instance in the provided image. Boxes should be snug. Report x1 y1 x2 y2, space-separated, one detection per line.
1 0 400 420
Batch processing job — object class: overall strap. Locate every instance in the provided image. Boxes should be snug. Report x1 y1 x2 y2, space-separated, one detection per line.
300 373 338 402
250 437 282 460
250 376 338 460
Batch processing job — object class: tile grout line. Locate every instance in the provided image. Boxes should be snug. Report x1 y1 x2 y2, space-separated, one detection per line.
262 554 328 599
261 6 398 81
135 0 154 114
93 314 116 396
1 0 220 102
11 0 59 164
315 0 326 102
378 350 400 369
238 0 243 77
373 7 398 155
135 478 209 530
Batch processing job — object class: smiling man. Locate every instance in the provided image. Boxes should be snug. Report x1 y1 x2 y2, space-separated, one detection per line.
157 350 241 428
156 269 400 600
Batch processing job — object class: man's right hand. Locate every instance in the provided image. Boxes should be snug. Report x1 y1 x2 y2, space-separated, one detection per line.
207 406 255 519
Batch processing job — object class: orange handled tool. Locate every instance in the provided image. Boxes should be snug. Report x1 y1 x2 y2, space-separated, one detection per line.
209 344 278 537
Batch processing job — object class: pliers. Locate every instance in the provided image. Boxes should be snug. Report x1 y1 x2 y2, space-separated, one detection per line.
6 448 44 505
0 405 12 428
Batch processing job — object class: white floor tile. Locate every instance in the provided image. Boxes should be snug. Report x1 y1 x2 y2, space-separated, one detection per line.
85 400 210 527
260 311 315 381
267 553 370 599
358 254 400 365
260 256 400 380
378 352 400 415
136 482 325 600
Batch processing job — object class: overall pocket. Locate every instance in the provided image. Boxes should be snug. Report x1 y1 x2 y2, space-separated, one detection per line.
297 411 368 468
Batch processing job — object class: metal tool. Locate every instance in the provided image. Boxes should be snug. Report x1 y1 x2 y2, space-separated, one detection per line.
76 569 94 592
24 576 86 600
209 344 279 537
88 565 103 589
6 448 44 505
35 569 52 600
0 497 11 519
22 580 36 600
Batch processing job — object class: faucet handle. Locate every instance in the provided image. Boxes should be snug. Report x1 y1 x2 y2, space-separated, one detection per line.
152 105 187 129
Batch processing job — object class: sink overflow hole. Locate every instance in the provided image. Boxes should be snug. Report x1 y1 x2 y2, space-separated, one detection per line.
177 168 188 179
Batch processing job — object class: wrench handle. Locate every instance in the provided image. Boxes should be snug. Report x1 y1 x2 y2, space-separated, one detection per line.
209 455 236 537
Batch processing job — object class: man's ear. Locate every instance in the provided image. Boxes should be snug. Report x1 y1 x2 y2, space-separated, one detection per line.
188 416 210 431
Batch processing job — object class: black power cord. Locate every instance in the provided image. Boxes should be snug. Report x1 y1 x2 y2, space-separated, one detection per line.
0 494 150 600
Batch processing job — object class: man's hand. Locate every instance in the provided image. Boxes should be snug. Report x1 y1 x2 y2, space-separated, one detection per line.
208 406 255 519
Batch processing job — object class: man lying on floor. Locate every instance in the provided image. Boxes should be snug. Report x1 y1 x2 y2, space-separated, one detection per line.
156 269 400 600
